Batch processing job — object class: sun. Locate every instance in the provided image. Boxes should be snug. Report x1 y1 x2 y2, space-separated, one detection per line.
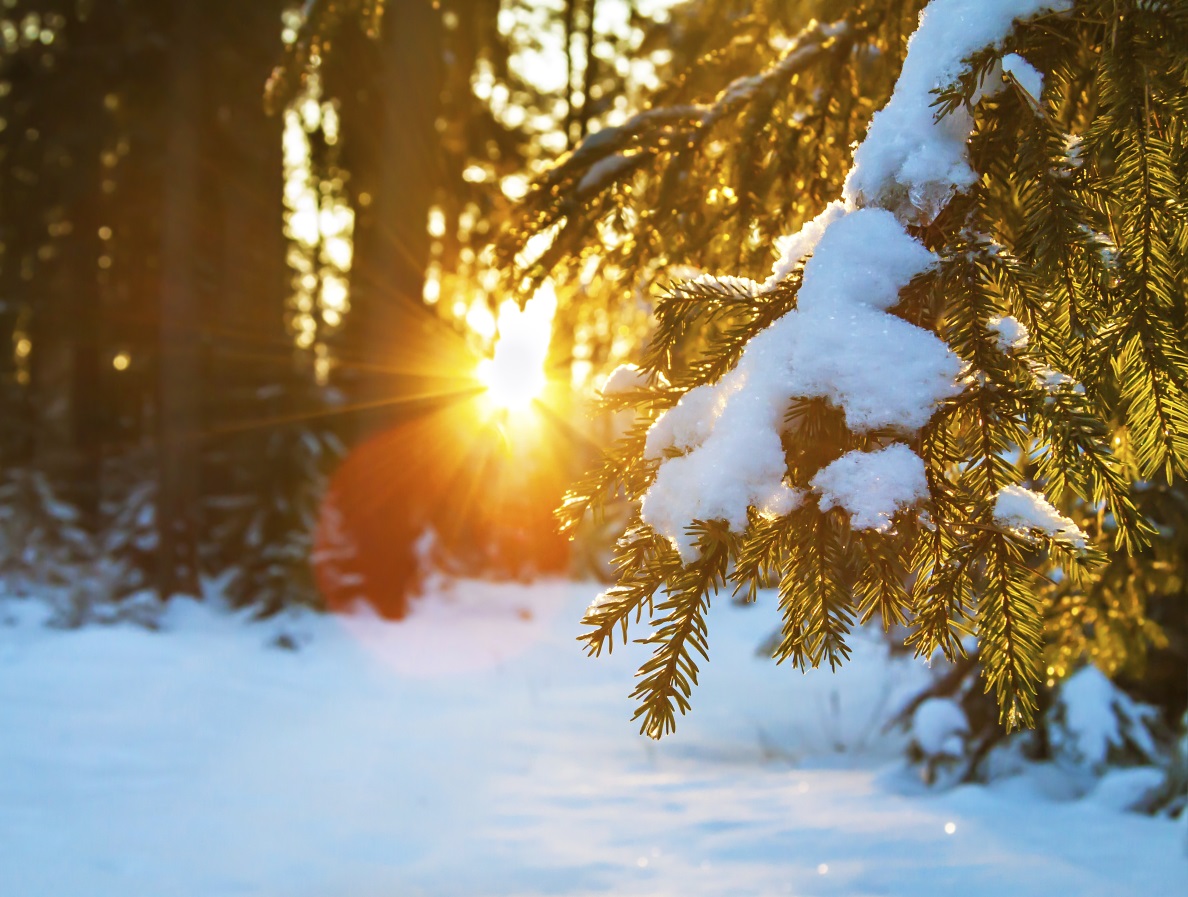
477 284 557 415
477 356 545 413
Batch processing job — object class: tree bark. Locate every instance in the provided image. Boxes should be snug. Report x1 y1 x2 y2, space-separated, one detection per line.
156 0 203 599
332 0 450 440
20 2 112 521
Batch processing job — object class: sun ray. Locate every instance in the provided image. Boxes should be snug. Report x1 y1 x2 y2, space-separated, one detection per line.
203 383 484 441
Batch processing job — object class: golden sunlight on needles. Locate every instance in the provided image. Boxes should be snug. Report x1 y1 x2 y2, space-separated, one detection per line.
477 283 557 414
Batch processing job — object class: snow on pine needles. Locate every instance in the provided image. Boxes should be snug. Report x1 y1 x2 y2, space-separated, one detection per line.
638 0 1075 559
641 207 963 559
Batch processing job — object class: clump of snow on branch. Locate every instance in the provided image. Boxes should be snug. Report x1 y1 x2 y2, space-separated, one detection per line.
642 211 961 559
1033 364 1081 394
993 484 1088 548
638 0 1071 560
1064 134 1085 169
1001 52 1045 105
687 272 761 293
989 314 1083 393
777 210 963 432
988 315 1030 351
577 153 639 195
844 0 1071 225
761 201 846 292
600 364 650 396
642 372 805 557
811 444 928 532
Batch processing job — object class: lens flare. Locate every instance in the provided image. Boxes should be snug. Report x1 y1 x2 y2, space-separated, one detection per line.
478 283 557 414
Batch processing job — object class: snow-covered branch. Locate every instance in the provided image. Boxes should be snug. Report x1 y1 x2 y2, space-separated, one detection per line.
640 0 1073 559
537 19 856 201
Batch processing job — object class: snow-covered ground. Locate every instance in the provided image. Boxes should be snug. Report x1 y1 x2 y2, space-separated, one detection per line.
0 580 1184 896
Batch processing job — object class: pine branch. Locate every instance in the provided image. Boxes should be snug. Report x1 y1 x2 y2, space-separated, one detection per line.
629 523 731 738
552 0 1187 741
772 507 853 671
557 423 652 534
906 522 976 662
977 533 1044 729
497 17 861 288
855 530 912 628
729 512 793 604
580 527 680 657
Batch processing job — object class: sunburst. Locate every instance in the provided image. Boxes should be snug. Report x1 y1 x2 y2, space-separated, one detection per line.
476 283 557 416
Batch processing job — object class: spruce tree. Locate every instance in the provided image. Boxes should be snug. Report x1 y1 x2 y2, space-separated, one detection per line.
501 0 1188 738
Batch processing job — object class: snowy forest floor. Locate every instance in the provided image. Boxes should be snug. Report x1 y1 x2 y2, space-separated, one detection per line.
1 578 1185 897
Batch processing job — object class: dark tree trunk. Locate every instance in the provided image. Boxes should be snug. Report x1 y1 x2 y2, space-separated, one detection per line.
579 0 599 140
156 0 203 599
318 1 486 617
331 0 449 440
19 3 114 522
205 0 290 482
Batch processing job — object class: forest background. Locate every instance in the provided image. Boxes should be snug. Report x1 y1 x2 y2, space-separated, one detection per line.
0 0 1185 795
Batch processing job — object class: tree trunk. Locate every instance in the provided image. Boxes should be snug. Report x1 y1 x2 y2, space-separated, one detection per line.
23 2 112 522
206 0 290 483
156 0 203 599
333 0 449 440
